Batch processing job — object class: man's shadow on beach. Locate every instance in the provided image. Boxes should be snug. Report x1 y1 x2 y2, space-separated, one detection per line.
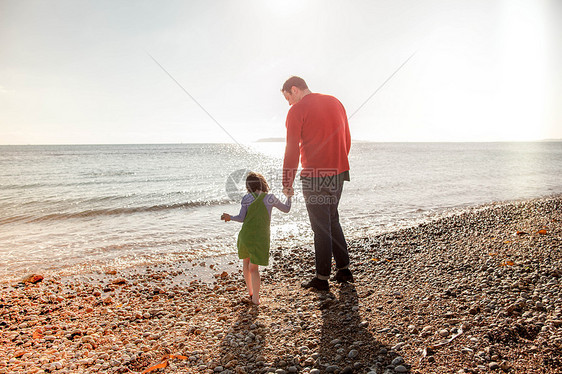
216 303 265 373
317 283 392 373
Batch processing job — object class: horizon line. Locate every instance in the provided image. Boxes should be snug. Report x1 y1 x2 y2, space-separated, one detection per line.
0 139 560 146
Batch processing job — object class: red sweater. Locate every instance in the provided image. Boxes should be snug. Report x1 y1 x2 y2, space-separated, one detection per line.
283 93 351 187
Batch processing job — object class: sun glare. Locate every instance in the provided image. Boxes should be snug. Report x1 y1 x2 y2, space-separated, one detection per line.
248 142 285 159
498 0 547 140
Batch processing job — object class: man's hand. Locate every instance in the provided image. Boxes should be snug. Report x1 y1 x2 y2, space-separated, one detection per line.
283 186 294 198
221 213 231 222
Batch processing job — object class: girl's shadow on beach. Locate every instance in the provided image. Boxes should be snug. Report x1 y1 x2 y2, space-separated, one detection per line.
216 304 265 373
318 283 391 373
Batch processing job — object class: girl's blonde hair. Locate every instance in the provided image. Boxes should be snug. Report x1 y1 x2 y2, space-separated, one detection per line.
246 172 269 193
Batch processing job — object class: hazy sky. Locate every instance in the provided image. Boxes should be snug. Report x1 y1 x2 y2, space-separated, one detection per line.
1 0 560 144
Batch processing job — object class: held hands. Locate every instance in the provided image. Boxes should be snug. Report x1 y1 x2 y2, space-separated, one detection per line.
283 186 294 198
221 213 231 222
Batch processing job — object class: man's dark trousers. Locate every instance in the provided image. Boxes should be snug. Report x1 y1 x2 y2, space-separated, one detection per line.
301 173 349 280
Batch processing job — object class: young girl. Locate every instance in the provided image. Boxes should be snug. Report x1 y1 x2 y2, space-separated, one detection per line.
221 172 291 305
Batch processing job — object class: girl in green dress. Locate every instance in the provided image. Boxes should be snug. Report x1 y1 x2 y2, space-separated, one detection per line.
221 172 292 305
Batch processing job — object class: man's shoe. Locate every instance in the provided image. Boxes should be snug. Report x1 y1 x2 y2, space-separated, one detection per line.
301 277 329 291
332 268 354 283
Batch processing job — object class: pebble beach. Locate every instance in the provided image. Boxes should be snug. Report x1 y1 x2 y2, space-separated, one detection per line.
1 195 561 374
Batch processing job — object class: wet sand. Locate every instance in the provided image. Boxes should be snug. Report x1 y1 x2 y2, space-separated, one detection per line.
1 195 561 374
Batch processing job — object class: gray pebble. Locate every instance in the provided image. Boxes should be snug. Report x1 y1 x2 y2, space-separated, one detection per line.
391 357 404 366
298 346 309 354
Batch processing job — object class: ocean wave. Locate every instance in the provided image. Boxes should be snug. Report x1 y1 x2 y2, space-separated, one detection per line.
0 198 232 225
0 175 211 191
80 171 137 177
0 183 45 190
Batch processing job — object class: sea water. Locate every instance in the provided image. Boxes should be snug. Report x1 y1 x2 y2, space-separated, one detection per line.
1 142 561 281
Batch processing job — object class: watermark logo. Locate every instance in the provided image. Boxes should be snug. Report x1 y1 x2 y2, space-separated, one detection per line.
225 168 343 206
225 168 251 200
226 168 284 201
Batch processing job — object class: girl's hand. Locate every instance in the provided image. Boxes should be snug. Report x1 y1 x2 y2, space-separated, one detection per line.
221 213 231 222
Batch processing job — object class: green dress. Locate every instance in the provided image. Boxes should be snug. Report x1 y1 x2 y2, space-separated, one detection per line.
237 192 271 266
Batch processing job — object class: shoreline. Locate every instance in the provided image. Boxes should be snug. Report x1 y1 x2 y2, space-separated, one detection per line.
1 194 561 373
1 193 558 287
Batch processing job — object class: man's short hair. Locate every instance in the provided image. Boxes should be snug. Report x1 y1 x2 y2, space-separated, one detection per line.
282 76 308 93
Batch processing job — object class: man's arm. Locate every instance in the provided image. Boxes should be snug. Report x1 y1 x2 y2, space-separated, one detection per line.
282 109 302 188
345 116 351 155
339 100 351 155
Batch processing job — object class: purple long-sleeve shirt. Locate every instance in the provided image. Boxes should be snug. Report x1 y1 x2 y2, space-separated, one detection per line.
230 193 291 222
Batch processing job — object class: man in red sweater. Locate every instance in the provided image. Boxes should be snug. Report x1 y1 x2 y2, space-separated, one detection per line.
281 76 353 291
